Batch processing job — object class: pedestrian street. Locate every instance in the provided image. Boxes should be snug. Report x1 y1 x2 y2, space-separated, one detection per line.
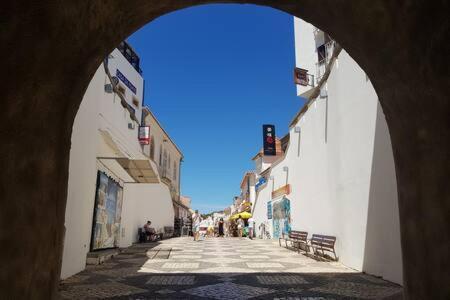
59 237 402 299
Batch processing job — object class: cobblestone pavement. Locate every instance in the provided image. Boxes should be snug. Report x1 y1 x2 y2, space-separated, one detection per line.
59 237 403 299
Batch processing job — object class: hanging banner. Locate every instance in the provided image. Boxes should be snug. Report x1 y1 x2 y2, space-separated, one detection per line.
263 124 276 156
138 126 150 145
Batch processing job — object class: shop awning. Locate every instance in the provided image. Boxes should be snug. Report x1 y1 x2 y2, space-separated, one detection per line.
98 129 159 184
115 158 159 183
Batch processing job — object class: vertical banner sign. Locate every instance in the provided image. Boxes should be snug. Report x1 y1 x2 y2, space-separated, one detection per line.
138 126 150 145
263 124 276 156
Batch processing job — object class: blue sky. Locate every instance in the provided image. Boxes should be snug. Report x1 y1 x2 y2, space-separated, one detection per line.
128 4 304 213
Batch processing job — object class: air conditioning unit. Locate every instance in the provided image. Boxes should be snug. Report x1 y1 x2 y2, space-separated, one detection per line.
104 84 113 93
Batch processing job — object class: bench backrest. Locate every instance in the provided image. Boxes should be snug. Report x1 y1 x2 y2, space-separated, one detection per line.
311 234 336 249
289 230 308 242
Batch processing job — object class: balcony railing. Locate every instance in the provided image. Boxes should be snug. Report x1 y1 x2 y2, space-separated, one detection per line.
117 41 143 75
315 40 335 84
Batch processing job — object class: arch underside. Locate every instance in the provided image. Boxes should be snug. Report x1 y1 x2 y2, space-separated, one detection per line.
0 1 449 299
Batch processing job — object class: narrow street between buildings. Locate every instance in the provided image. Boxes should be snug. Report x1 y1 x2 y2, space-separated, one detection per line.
60 237 402 299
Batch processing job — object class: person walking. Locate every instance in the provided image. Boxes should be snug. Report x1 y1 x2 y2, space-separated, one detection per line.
207 216 214 237
218 218 224 237
192 210 201 241
237 216 244 238
248 217 254 240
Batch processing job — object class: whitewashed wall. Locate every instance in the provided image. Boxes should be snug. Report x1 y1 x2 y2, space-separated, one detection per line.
62 49 175 279
252 182 272 238
362 104 403 283
108 48 144 124
60 68 101 279
252 37 402 283
119 183 175 247
294 18 316 96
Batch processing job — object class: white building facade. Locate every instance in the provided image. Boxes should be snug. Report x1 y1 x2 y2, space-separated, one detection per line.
61 41 177 279
252 18 403 285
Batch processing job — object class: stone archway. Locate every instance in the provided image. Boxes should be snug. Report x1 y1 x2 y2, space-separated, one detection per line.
0 1 448 299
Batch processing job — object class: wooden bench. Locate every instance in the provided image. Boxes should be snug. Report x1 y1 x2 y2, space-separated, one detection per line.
279 231 308 253
308 234 337 261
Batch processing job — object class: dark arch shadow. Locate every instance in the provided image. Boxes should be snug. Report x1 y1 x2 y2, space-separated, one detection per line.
0 1 449 299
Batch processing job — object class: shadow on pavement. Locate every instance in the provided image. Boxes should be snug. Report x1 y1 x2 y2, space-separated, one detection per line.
59 242 403 299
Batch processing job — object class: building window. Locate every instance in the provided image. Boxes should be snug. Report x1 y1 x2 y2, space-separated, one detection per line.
159 145 162 166
117 85 126 96
117 41 142 74
149 136 155 160
168 155 171 176
317 44 326 63
163 150 168 177
173 162 177 181
132 97 139 108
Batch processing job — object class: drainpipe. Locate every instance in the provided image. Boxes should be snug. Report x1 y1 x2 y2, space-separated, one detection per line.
178 157 182 203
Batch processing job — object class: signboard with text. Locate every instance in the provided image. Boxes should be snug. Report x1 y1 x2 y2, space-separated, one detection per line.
138 126 150 145
294 67 309 86
116 69 137 94
263 124 276 156
255 177 267 190
272 184 291 199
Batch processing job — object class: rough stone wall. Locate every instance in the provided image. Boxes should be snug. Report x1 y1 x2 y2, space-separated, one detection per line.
0 1 449 299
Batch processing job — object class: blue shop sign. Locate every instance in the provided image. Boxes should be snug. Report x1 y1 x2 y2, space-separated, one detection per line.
255 177 267 190
116 69 137 94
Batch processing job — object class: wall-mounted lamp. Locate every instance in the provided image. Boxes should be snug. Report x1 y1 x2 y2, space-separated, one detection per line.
111 76 119 86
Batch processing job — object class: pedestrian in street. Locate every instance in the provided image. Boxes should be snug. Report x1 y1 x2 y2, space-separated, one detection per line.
237 216 244 238
207 216 214 238
143 221 156 242
218 218 224 237
248 217 254 240
192 210 201 241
